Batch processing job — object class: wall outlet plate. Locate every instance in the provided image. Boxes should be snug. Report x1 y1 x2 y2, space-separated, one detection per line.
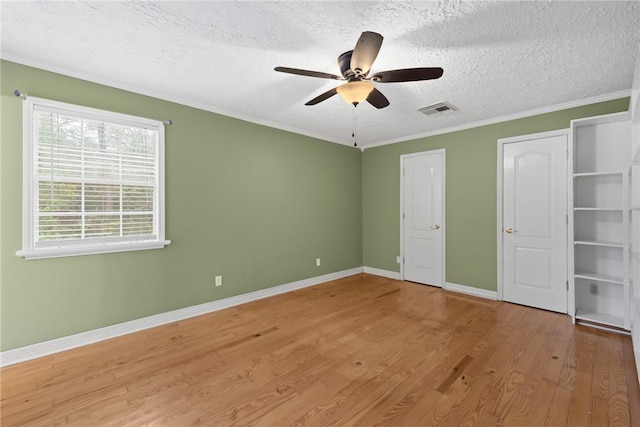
215 276 223 287
316 258 321 267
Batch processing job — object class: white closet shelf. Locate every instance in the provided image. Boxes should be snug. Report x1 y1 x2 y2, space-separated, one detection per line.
574 271 624 285
573 171 625 177
574 240 624 248
574 207 623 211
575 310 625 329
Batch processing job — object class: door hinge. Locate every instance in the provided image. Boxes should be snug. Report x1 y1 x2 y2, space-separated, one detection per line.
402 212 405 220
566 280 569 290
566 214 568 224
403 257 405 264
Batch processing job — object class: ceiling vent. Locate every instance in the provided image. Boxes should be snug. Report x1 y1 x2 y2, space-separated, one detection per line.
418 101 458 117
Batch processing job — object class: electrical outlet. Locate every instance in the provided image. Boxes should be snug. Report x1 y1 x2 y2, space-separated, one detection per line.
590 283 598 295
316 258 321 267
215 275 223 287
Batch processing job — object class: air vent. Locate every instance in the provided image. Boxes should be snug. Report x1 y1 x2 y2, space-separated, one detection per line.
418 101 458 117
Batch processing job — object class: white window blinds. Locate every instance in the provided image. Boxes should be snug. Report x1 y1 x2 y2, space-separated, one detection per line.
18 97 170 259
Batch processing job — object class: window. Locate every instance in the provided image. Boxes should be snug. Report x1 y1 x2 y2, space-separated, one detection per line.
17 97 170 260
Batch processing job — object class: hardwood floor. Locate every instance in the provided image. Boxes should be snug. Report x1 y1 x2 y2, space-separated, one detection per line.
1 273 639 426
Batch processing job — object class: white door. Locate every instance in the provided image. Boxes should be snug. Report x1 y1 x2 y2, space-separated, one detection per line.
502 134 567 313
402 150 445 286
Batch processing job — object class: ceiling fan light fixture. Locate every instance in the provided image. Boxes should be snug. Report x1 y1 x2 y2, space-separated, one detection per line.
336 81 374 105
275 31 443 109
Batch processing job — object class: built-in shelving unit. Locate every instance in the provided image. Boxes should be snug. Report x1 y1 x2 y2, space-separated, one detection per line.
626 44 639 394
569 112 631 331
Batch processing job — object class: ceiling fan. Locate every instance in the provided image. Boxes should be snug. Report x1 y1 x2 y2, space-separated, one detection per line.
274 31 444 109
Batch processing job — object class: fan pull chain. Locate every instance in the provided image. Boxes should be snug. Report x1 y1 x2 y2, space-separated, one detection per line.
352 105 358 147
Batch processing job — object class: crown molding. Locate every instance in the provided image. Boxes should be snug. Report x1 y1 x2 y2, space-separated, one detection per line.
0 54 353 148
360 90 631 150
2 55 629 151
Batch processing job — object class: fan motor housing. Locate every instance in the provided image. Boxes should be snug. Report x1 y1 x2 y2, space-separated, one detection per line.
338 51 356 79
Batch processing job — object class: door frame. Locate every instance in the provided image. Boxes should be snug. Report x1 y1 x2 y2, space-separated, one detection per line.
400 149 446 286
496 129 570 304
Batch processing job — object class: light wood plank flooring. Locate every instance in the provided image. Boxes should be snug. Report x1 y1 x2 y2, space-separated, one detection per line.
2 273 639 426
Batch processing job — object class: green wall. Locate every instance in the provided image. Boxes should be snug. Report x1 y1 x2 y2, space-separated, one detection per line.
0 59 631 352
0 61 363 351
362 98 630 290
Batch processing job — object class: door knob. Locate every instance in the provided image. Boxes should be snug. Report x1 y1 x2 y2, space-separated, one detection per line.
505 227 513 234
432 224 440 230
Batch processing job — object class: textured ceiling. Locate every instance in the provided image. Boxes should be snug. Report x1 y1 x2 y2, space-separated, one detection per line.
2 1 640 148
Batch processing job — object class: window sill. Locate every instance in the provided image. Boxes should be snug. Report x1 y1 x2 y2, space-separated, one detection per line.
16 240 171 260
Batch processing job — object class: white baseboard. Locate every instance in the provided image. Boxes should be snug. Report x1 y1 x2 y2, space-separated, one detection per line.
363 266 401 280
362 270 498 303
636 347 640 390
632 309 640 388
0 267 363 367
445 282 498 300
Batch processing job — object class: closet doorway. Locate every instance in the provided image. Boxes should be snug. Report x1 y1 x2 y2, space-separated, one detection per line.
400 150 445 287
498 130 568 313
